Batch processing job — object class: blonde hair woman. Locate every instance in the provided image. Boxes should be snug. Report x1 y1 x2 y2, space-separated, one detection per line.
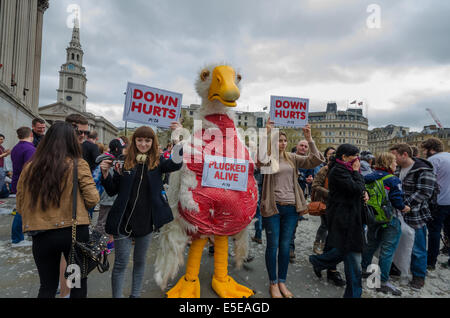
261 120 324 298
361 152 410 296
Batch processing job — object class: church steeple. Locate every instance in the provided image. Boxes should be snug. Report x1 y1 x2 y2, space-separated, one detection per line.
56 16 87 112
69 17 82 49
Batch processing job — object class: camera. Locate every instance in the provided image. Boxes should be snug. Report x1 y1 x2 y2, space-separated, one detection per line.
96 153 125 175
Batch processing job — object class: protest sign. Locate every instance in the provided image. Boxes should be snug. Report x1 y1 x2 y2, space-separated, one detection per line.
270 95 309 128
201 155 249 192
123 82 182 128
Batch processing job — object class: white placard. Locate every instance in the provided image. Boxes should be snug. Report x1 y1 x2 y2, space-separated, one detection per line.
270 95 309 128
201 155 249 192
123 82 182 128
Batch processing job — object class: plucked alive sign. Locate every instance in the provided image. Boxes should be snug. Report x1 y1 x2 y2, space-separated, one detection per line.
201 155 249 192
270 95 309 128
123 82 182 128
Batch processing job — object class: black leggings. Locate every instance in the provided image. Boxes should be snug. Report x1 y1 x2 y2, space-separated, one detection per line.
31 226 89 298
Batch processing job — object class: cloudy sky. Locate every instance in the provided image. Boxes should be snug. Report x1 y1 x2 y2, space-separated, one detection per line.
39 0 450 131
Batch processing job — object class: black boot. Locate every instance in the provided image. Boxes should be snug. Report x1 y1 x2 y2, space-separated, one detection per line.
327 270 346 287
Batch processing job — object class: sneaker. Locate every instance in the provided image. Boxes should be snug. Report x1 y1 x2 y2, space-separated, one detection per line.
11 240 32 248
390 263 402 277
327 270 346 287
377 282 402 296
409 276 425 290
313 241 323 255
309 255 322 278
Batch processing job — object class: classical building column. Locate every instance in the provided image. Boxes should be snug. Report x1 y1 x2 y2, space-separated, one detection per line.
12 0 30 106
32 0 49 113
25 2 38 108
0 0 17 86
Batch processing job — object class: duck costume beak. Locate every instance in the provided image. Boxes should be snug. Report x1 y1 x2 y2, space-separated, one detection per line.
208 65 240 107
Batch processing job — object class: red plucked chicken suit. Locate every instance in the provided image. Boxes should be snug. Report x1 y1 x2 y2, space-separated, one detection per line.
178 114 257 238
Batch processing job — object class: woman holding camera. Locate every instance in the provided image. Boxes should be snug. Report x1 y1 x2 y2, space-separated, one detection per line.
100 123 183 298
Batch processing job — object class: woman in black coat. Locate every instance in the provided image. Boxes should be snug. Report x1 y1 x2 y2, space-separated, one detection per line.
309 144 368 298
100 124 183 298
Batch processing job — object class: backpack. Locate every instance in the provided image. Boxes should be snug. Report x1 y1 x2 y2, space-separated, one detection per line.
365 174 395 225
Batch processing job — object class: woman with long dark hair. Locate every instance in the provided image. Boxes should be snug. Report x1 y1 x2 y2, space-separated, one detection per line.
100 124 183 298
16 121 99 298
309 144 368 298
260 120 324 298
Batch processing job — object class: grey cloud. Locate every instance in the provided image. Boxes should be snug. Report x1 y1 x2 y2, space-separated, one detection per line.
368 91 450 130
39 0 450 129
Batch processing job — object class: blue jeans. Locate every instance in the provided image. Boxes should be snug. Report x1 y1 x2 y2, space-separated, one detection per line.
411 226 428 278
361 217 402 282
254 184 263 240
428 205 450 266
112 234 152 298
0 183 9 198
263 204 298 284
0 167 5 191
309 248 362 298
11 213 24 244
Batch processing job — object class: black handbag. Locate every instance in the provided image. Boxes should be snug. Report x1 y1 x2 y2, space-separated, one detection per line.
362 203 377 227
65 159 110 280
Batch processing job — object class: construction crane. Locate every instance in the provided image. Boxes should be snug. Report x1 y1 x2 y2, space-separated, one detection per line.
426 108 443 129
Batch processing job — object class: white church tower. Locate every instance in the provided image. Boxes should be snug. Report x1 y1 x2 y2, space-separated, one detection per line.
56 17 87 112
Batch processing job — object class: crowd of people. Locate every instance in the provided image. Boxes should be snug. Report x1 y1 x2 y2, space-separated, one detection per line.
0 113 449 299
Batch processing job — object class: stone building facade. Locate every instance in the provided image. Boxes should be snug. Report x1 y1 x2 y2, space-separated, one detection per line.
368 125 410 155
308 103 369 152
0 0 49 152
390 125 450 153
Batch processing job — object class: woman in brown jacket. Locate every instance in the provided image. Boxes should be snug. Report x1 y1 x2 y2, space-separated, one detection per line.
17 122 99 298
260 120 324 298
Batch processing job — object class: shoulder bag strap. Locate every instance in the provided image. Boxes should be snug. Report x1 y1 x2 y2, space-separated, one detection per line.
71 158 78 243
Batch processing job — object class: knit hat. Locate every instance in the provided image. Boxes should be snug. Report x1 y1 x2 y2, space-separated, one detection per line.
109 139 125 158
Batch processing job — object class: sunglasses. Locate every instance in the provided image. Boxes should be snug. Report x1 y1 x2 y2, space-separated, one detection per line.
71 124 90 136
77 130 90 136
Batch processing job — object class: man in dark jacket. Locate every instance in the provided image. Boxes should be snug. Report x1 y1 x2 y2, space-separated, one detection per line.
390 143 436 290
82 130 101 172
32 118 46 148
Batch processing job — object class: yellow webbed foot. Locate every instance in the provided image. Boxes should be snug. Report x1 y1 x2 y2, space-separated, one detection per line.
166 275 201 298
212 275 255 298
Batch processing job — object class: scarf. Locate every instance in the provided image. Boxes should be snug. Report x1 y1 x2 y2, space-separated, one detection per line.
336 158 361 173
